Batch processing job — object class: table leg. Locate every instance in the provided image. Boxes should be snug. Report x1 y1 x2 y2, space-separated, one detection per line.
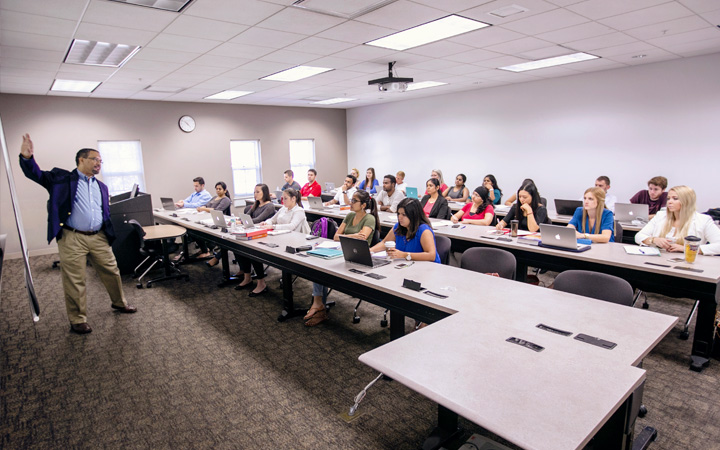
422 405 461 450
146 237 189 287
516 261 528 283
216 248 241 288
689 296 717 371
390 310 405 341
277 270 305 322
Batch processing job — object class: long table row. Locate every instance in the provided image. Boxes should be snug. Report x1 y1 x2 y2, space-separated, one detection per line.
153 209 677 450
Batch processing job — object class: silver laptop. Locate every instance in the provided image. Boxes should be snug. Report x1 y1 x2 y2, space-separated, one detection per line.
339 235 391 268
325 182 335 192
307 196 325 210
615 203 649 225
210 210 228 228
274 190 284 203
236 213 259 229
160 197 176 211
539 224 591 252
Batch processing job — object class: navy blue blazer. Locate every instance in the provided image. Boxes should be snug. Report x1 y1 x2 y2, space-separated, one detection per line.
19 155 115 245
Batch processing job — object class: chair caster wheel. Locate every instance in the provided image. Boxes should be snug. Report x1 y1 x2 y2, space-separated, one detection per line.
136 284 143 289
679 330 689 340
642 303 649 309
638 405 648 418
380 319 388 327
147 283 153 288
352 316 360 324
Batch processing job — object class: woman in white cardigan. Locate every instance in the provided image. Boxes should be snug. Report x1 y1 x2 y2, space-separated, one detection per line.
635 185 720 256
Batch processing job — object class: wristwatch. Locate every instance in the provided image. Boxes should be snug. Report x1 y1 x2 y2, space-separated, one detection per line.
406 253 412 261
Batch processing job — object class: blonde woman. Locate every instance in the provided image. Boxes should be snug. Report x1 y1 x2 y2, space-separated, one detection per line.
425 169 448 195
635 186 720 255
350 168 361 189
566 187 614 243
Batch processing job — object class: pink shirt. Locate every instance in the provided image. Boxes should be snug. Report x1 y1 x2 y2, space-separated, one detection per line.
461 203 494 220
423 200 434 217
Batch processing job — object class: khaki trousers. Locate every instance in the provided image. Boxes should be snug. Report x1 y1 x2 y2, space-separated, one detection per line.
56 230 127 324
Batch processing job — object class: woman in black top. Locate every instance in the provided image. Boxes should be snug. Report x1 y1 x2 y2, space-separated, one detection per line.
496 182 547 232
420 178 451 220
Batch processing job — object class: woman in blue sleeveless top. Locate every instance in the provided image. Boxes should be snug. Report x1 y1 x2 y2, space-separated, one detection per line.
371 198 441 264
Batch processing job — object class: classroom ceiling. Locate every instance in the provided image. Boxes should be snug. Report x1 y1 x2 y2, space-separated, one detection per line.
1 0 719 109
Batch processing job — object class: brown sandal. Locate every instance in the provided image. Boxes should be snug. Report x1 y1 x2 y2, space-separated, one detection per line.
304 305 325 320
206 257 219 267
305 309 328 327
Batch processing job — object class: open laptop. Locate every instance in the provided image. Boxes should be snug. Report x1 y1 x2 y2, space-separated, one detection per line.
405 187 418 199
615 203 649 225
325 182 335 192
160 197 176 211
273 190 284 204
307 196 326 210
554 199 582 217
209 210 229 229
538 224 591 252
236 213 259 230
339 235 391 268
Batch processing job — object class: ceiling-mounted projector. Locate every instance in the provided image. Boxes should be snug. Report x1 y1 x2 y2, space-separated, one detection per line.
368 62 413 93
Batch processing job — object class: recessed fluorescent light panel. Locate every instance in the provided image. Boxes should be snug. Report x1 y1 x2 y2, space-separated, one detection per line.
312 98 357 105
406 81 447 91
499 52 599 72
51 79 101 93
365 15 490 51
204 90 254 100
64 39 141 67
108 0 194 12
261 66 334 82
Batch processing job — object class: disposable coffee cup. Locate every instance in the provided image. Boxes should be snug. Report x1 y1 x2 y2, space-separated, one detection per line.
684 236 701 263
510 220 519 238
385 241 396 251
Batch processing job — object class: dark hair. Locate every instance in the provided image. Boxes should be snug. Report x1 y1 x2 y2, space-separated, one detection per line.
252 184 271 211
519 178 540 199
307 168 317 176
514 182 541 218
472 186 490 209
75 148 97 166
193 177 205 185
596 175 610 185
215 181 227 191
456 173 467 185
426 178 440 194
395 198 431 241
283 187 303 208
484 174 502 197
353 190 380 235
284 169 294 177
384 174 397 185
363 167 376 190
648 176 667 190
347 174 357 184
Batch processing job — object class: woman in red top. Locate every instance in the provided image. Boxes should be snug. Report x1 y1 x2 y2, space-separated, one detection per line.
451 186 495 225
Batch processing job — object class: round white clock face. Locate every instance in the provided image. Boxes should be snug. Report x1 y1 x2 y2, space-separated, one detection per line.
179 115 195 132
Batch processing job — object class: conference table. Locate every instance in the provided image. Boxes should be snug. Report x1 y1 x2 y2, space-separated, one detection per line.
152 208 677 450
300 205 719 372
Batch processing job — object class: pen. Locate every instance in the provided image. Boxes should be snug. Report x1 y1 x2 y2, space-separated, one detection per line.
460 226 466 229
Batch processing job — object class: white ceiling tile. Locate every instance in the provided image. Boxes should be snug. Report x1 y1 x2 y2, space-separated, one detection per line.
659 35 720 55
591 41 657 58
108 69 166 84
544 0 586 6
58 63 117 77
434 63 490 75
375 52 434 66
254 8 347 34
316 20 397 44
0 0 88 20
566 0 671 20
156 72 214 86
474 55 531 68
0 84 49 95
0 10 77 38
134 47 201 64
128 91 175 100
567 57 626 72
355 1 446 30
229 27 307 48
121 59 184 72
342 61 392 73
485 36 554 54
56 69 113 81
48 90 93 98
75 23 158 47
163 15 248 41
283 37 357 56
306 55 369 69
0 58 60 72
0 45 66 62
172 65 230 77
536 21 614 43
502 8 589 34
444 48 505 63
448 26 526 48
240 60 295 73
478 69 542 81
189 54 250 69
207 42 275 59
624 16 711 41
146 34 222 53
598 2 695 31
700 9 720 25
409 0 500 13
518 45 578 59
405 40 476 58
646 26 720 47
605 48 676 64
259 49 319 65
329 45 398 61
184 0 283 25
406 58 460 71
564 31 637 51
677 0 720 14
1 30 69 52
0 74 54 86
0 67 57 80
83 0 178 32
461 0 559 25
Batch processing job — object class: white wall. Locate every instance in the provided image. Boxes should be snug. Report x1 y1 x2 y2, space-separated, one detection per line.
347 53 720 212
0 95 347 257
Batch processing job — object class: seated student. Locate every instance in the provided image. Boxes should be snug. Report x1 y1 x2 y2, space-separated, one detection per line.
504 178 539 206
451 186 494 225
234 188 309 296
631 176 668 219
357 167 379 194
175 176 212 208
300 168 321 200
424 169 448 195
350 168 361 189
420 178 451 220
593 175 617 212
306 190 379 327
324 174 357 206
483 174 502 205
496 182 548 232
370 198 441 263
377 174 405 213
194 181 232 261
443 173 470 202
395 171 408 193
271 169 302 199
567 187 614 243
635 185 720 255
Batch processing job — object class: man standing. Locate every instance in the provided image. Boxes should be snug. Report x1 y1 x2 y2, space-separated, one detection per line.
175 177 211 208
19 134 137 334
301 168 321 199
324 174 357 206
594 176 617 212
377 174 406 212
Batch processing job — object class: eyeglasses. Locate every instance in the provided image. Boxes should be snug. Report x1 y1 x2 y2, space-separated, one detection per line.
350 198 360 204
87 157 103 164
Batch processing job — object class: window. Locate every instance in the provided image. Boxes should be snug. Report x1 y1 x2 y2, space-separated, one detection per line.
230 140 262 198
98 140 146 196
289 139 315 180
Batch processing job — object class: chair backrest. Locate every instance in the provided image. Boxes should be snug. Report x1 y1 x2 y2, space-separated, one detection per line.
460 247 516 280
553 270 634 306
614 220 624 243
127 219 146 249
223 198 232 216
435 235 451 265
370 229 381 247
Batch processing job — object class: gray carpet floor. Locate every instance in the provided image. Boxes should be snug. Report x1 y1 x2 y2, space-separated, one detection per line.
1 253 719 450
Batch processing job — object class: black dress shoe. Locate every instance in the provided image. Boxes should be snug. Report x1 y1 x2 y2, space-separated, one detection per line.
248 287 268 297
234 282 253 291
111 304 138 313
70 323 92 334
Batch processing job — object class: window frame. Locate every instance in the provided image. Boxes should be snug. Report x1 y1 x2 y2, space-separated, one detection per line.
97 140 147 197
230 139 263 201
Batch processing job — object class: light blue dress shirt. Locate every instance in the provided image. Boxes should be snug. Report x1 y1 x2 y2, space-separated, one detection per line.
183 189 212 208
66 172 103 232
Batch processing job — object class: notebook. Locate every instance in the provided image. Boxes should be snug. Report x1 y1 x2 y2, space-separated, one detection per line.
554 199 582 216
615 203 649 225
307 247 344 259
538 224 591 252
339 235 391 268
405 187 418 199
160 197 176 211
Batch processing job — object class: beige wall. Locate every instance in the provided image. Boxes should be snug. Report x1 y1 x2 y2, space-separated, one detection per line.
0 94 347 256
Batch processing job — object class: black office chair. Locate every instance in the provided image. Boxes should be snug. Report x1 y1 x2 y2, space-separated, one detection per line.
435 235 451 265
460 247 516 280
614 220 624 244
553 270 654 449
129 219 163 288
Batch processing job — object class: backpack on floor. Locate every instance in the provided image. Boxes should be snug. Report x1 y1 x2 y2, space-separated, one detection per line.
310 217 338 240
